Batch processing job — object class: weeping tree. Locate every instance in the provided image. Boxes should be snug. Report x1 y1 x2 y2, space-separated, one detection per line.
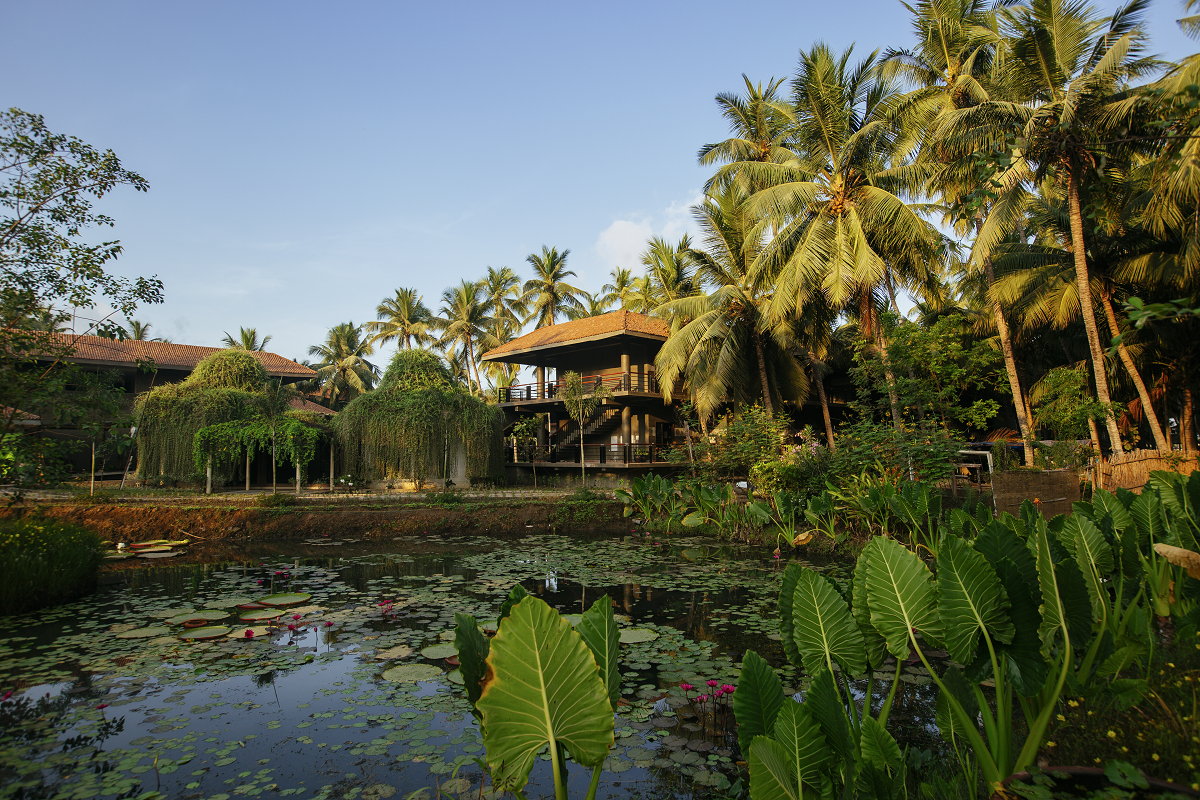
193 412 328 495
333 349 503 489
133 350 268 484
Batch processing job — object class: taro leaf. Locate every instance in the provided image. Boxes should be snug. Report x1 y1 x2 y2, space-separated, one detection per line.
116 626 171 639
499 584 528 621
852 548 888 670
805 668 855 773
937 535 1014 666
476 596 613 793
858 715 902 771
1092 489 1134 541
382 664 443 683
854 762 905 800
863 537 942 659
1129 492 1168 547
1153 543 1200 579
791 568 866 677
1033 528 1092 657
1062 514 1115 621
773 700 829 785
577 596 620 709
732 650 783 755
454 612 490 713
618 628 658 644
748 702 828 800
778 564 805 670
974 518 1045 697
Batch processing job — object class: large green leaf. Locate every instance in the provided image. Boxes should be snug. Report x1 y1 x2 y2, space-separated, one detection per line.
778 564 805 670
1032 530 1092 657
791 568 866 676
749 735 811 800
1061 514 1114 621
934 666 978 747
972 522 1047 696
863 537 942 659
852 548 888 670
858 716 902 772
576 596 620 709
735 650 784 755
1092 489 1134 540
771 700 830 792
499 583 528 620
476 596 613 792
1129 492 1167 547
804 668 855 772
453 612 490 713
937 535 1015 665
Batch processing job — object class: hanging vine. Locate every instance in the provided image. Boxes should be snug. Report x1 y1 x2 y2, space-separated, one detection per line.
193 415 327 478
333 349 503 485
133 350 268 481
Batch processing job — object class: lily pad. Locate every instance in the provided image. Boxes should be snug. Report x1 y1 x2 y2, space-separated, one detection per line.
203 598 253 609
147 608 194 619
381 663 444 683
228 626 269 639
259 592 312 607
138 551 181 559
168 610 228 625
619 628 659 644
239 609 284 621
178 626 231 640
115 626 171 639
419 643 458 660
374 645 413 660
446 669 464 685
562 614 583 626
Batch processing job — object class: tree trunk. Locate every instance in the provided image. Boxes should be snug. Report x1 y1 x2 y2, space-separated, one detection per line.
1067 170 1124 453
1183 386 1195 452
873 317 904 432
753 332 774 416
807 351 836 450
1100 290 1169 451
467 336 483 396
90 440 95 496
978 216 1036 466
271 430 277 494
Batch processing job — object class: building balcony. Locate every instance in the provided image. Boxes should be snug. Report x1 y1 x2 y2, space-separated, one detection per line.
505 443 672 467
497 372 661 405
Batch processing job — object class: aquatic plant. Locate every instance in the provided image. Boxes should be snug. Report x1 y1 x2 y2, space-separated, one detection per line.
0 516 103 614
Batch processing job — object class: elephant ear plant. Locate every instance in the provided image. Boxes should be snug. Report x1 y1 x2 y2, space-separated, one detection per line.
453 586 621 800
740 511 1138 798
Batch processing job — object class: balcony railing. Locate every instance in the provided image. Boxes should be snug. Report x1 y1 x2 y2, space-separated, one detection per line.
498 371 659 403
506 443 667 465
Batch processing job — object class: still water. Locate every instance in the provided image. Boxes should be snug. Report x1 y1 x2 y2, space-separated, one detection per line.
0 531 941 800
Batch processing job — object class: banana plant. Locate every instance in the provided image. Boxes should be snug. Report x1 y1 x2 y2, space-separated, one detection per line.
453 588 621 800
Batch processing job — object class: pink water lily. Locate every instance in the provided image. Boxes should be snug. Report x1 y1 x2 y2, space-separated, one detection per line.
706 679 718 687
244 629 254 638
680 683 694 691
722 684 736 693
696 694 709 704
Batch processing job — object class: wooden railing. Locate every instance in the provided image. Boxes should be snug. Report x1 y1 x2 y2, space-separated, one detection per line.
498 371 658 403
506 443 666 464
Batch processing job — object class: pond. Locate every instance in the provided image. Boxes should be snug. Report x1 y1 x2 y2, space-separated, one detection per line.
0 531 944 800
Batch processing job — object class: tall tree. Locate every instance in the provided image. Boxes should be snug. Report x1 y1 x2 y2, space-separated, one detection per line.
699 75 797 193
565 291 614 320
222 327 272 351
600 267 636 309
308 322 379 409
521 246 584 327
640 236 703 312
433 280 493 395
365 288 434 350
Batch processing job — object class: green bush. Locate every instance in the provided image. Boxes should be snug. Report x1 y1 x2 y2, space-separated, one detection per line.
0 517 103 615
255 493 298 508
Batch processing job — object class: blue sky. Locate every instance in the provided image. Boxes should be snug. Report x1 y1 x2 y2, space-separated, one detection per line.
7 0 1195 366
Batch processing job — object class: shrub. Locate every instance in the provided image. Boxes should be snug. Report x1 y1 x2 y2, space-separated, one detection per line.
255 493 298 508
0 517 104 615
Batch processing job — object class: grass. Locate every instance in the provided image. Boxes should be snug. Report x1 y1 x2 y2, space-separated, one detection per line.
0 516 104 615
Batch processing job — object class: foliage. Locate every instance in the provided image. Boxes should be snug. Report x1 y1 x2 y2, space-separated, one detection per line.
0 516 103 615
334 348 502 487
307 322 378 409
1032 367 1115 442
671 404 786 481
134 350 269 481
220 327 271 351
558 371 613 482
193 413 325 477
255 493 299 508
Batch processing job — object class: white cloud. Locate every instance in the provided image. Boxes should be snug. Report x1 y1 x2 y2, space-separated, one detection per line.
592 193 705 276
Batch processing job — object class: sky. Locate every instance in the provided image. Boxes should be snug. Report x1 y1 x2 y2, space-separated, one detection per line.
6 0 1196 368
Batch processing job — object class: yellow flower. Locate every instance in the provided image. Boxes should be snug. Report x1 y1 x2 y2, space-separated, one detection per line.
1152 754 1160 761
1107 730 1117 738
1068 700 1079 707
1057 714 1066 721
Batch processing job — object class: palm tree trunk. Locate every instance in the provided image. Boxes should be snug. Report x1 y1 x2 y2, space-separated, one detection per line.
1183 386 1195 452
873 318 904 432
1100 290 1169 451
807 351 836 450
1067 170 1124 454
978 216 1036 466
271 427 277 495
466 336 482 396
753 332 774 416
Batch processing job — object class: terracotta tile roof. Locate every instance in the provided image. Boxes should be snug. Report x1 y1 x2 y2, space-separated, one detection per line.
37 334 316 379
481 310 669 360
289 396 336 415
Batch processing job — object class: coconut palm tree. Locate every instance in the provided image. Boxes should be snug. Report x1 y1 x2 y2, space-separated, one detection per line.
521 246 584 328
480 267 526 391
433 280 493 395
365 288 435 350
699 75 798 193
124 320 164 341
640 236 703 315
308 322 379 409
994 0 1159 451
565 291 614 320
601 267 636 309
222 327 272 351
655 187 808 422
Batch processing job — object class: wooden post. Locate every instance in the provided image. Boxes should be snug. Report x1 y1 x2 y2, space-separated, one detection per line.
245 452 250 492
90 441 96 496
295 460 301 496
206 455 212 495
329 442 334 492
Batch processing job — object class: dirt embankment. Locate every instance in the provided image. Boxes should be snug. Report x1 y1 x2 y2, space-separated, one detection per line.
0 498 627 544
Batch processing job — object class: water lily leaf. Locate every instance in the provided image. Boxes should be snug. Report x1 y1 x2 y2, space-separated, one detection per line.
228 626 269 639
420 643 458 659
561 614 583 626
115 626 172 639
259 593 312 607
147 608 194 619
619 628 658 644
240 609 284 621
178 626 232 640
204 598 254 609
447 669 464 685
477 596 613 793
168 610 229 625
381 664 443 683
138 551 180 559
374 645 413 660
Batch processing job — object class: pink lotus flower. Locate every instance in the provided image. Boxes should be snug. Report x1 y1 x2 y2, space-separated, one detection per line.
244 629 254 638
722 684 736 693
324 621 333 627
706 679 718 687
256 580 264 585
697 694 709 704
292 614 301 620
680 683 694 691
287 625 295 631
96 703 109 710
2 690 12 702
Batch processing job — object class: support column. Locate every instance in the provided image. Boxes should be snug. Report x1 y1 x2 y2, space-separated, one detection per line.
632 413 641 444
329 443 334 491
206 455 212 495
535 365 545 399
538 413 548 447
621 353 630 390
295 460 301 496
644 413 652 442
621 405 632 444
245 452 250 492
644 362 654 392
